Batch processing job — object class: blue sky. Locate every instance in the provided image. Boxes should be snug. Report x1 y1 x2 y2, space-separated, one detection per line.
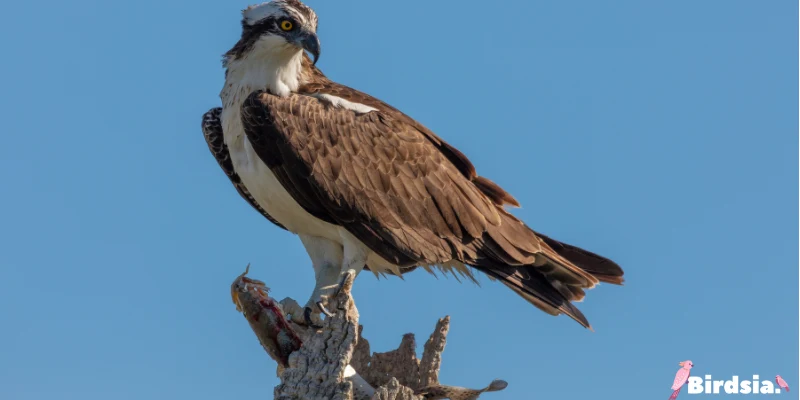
0 1 796 399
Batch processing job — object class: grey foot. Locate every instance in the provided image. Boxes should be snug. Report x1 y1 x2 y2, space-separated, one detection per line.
317 300 335 317
334 274 350 297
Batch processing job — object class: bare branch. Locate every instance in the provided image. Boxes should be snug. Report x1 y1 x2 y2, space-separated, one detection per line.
230 266 508 400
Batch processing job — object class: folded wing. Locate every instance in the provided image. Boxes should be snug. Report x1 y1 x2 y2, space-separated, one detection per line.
240 87 623 328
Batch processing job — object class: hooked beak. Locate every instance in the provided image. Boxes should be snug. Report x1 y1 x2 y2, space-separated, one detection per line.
298 31 321 65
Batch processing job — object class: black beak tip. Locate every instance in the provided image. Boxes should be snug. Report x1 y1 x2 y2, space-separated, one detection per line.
300 33 321 66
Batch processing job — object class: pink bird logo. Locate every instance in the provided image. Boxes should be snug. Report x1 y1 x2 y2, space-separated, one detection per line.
668 360 694 400
776 375 790 392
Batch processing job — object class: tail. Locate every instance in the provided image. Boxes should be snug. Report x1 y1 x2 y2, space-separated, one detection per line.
534 232 625 285
469 213 624 329
668 388 681 400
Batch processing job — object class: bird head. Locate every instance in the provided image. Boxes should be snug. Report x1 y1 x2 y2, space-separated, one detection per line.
225 0 320 66
679 360 694 369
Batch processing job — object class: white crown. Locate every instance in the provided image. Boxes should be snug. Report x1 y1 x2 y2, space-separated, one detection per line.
243 1 284 26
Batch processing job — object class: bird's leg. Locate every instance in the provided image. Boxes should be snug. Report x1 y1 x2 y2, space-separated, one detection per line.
302 261 341 328
329 237 368 311
297 234 368 328
333 273 350 297
298 235 344 328
305 237 369 325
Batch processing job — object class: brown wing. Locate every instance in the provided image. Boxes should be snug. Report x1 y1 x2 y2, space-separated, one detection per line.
298 80 520 208
241 91 503 265
241 88 622 328
201 107 287 231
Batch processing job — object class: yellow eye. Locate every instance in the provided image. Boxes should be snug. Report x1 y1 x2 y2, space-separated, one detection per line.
280 20 293 31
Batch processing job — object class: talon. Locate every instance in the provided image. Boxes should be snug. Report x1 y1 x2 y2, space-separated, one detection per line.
317 301 334 317
303 306 323 329
334 274 349 297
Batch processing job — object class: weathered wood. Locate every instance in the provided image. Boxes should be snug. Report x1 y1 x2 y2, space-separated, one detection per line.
230 266 508 400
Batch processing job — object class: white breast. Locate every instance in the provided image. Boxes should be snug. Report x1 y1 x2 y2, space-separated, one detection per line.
220 83 342 242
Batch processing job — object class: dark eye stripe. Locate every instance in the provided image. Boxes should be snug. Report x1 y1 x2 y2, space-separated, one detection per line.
224 16 281 62
224 5 316 65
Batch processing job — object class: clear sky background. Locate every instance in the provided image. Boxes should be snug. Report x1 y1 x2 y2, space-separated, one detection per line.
0 1 797 399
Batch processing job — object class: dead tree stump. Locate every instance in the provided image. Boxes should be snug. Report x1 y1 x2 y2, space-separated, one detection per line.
231 266 508 400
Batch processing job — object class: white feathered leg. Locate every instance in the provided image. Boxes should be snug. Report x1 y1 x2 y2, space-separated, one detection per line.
299 234 344 327
338 231 368 292
298 231 370 327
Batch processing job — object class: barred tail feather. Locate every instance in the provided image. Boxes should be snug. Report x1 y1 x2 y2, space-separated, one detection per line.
471 219 623 329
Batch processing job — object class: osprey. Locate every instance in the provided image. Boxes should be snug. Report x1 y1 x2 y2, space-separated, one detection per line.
203 0 624 329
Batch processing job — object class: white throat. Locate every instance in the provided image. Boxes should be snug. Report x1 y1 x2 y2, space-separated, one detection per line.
222 42 304 101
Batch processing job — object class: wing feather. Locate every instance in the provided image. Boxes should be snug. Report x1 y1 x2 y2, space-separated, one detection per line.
242 91 494 264
240 80 622 328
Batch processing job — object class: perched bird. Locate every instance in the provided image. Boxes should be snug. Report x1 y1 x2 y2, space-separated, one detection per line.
672 361 693 390
776 375 789 392
203 0 624 328
668 361 693 400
